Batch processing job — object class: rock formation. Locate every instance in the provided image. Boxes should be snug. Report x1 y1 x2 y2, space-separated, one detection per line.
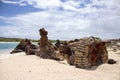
11 39 29 54
108 59 117 64
68 37 108 68
10 28 109 69
25 43 38 55
59 44 74 65
55 39 61 48
11 39 37 54
37 28 56 59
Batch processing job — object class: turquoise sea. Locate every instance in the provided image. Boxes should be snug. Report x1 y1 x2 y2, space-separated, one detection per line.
0 42 18 50
0 42 19 59
0 42 38 59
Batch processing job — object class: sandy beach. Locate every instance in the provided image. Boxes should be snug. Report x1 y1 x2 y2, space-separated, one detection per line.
0 49 120 80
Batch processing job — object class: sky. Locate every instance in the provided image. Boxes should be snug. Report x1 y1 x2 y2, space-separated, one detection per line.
0 0 120 40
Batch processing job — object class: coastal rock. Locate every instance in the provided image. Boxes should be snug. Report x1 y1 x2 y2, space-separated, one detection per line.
16 39 30 51
10 39 29 54
68 37 108 68
36 28 66 61
108 59 117 64
10 49 23 54
25 44 38 55
55 39 61 48
11 39 38 54
37 28 55 59
58 44 74 65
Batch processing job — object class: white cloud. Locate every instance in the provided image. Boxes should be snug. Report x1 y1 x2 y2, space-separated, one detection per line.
0 0 120 40
0 10 92 40
1 0 27 6
21 0 62 9
1 0 18 4
112 0 120 4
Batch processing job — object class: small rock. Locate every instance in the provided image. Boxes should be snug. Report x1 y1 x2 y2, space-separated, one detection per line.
108 59 117 64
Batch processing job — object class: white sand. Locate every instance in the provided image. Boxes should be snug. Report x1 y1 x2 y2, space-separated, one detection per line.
0 42 19 44
0 50 120 80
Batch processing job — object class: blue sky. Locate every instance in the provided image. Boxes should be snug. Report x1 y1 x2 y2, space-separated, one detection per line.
0 0 120 40
0 1 41 17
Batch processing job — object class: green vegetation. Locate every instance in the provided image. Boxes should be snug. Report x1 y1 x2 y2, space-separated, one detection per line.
0 37 22 42
0 37 38 42
91 36 102 41
0 36 102 43
29 39 39 42
49 40 56 43
0 37 58 43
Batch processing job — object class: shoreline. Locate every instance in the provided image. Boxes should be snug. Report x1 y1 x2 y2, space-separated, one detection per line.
0 52 22 59
0 42 19 43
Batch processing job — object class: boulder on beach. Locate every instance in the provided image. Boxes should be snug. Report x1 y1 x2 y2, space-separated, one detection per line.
11 39 38 54
55 39 61 48
37 28 56 59
68 37 108 68
10 39 29 54
108 59 117 64
25 43 38 55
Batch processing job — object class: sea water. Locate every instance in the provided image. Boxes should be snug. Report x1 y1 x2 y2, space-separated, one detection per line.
0 42 18 59
0 42 38 59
